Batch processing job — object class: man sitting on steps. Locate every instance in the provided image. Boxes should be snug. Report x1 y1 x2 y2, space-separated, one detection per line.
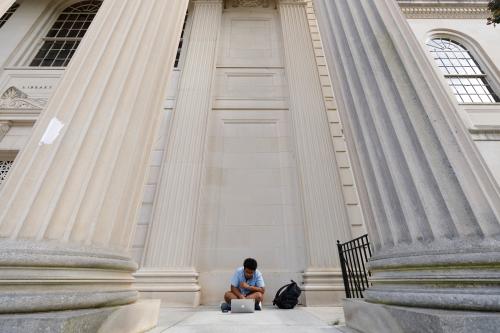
221 258 265 312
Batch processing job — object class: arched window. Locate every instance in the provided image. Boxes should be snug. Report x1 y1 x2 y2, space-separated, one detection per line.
426 38 499 104
0 2 20 29
30 0 102 67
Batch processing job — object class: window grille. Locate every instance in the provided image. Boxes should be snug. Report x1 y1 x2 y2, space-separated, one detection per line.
0 160 13 187
0 2 20 29
175 11 189 68
30 0 102 67
426 38 499 104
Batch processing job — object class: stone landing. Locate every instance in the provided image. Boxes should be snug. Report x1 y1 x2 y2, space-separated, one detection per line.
148 306 346 333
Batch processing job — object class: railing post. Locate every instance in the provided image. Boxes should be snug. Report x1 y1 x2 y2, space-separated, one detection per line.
337 240 351 298
337 235 373 299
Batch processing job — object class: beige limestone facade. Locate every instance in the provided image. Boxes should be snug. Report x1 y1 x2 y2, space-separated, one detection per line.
0 0 499 332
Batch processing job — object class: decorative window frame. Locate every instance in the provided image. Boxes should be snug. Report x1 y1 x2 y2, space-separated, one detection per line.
425 29 500 105
0 150 17 190
7 0 100 68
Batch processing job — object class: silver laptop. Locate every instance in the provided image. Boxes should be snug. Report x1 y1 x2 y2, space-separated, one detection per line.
231 299 255 313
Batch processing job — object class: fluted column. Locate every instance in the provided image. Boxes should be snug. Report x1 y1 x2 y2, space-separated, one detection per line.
0 121 10 141
278 0 352 305
0 0 189 316
0 0 15 17
138 0 223 306
315 0 500 331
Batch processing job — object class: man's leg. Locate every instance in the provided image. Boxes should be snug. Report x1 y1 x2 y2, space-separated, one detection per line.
246 292 264 302
221 291 237 312
224 291 238 303
246 292 264 310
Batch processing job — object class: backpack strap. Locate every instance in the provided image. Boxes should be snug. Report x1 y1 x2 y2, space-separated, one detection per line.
272 282 292 305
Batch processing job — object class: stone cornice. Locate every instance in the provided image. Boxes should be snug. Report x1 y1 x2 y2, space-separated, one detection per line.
398 1 490 19
277 0 305 3
228 0 271 7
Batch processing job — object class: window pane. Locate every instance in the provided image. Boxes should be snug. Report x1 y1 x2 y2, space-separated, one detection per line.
30 39 81 67
446 76 499 104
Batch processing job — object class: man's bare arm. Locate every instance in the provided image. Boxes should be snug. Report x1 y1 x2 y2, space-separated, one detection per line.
249 286 265 294
240 282 265 294
231 285 246 299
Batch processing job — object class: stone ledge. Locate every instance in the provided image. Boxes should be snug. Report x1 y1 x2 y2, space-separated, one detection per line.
0 300 160 333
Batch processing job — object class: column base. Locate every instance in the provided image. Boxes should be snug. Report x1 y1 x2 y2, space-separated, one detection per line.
343 299 500 333
0 299 160 333
134 269 200 307
0 241 138 313
301 270 345 306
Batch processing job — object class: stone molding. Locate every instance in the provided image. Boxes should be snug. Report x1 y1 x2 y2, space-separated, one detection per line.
134 270 200 292
469 127 500 141
398 1 490 19
134 269 201 307
0 86 47 110
0 240 137 270
302 270 345 291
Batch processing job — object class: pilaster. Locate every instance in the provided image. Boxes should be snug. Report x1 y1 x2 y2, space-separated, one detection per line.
0 0 189 327
138 0 223 306
278 0 352 306
314 0 500 330
0 121 10 141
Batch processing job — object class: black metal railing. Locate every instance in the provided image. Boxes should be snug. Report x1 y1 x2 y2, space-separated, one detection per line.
337 234 372 298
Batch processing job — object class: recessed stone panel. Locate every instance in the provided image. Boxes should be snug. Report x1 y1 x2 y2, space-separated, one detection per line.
219 11 282 67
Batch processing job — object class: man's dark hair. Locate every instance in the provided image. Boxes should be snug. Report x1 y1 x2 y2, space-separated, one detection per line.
243 258 257 271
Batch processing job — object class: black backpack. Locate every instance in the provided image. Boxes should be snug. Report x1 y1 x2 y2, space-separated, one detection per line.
272 280 301 309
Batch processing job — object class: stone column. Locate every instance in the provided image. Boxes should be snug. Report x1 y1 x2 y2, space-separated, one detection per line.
0 0 15 17
0 121 10 141
314 0 500 331
138 0 223 307
0 0 188 327
278 0 352 306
